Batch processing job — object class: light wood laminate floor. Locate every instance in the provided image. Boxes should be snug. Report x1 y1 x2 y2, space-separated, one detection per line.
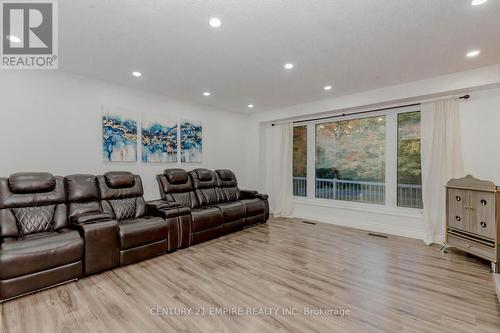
1 218 499 333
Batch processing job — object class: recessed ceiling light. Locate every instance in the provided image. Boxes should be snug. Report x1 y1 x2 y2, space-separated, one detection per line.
203 92 211 96
209 17 222 28
284 63 294 70
247 104 254 108
471 0 488 6
324 85 332 91
7 35 21 43
132 71 142 77
466 50 480 58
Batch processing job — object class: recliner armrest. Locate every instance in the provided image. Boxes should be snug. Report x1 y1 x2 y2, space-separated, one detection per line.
239 189 258 199
240 189 268 200
147 199 182 210
146 200 188 218
70 211 114 224
255 193 269 200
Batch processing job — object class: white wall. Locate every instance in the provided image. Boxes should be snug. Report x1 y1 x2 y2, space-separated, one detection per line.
289 90 500 240
0 71 251 200
460 88 500 184
244 66 500 240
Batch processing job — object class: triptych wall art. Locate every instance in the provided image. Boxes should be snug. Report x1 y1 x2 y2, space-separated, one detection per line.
102 109 202 163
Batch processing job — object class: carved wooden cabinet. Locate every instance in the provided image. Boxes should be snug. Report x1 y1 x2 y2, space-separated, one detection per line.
444 175 500 273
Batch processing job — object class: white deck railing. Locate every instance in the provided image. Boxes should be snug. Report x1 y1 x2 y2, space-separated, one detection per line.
293 176 307 197
293 177 422 208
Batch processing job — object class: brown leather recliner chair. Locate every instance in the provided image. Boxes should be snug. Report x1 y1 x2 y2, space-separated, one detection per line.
0 173 84 302
153 169 195 248
214 169 269 226
190 169 247 235
97 172 169 265
188 169 226 243
157 169 223 245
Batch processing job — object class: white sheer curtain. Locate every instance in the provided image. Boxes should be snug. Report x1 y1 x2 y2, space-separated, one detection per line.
421 98 464 245
265 122 294 218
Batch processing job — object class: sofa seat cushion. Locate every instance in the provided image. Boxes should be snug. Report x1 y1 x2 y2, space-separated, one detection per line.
191 207 223 232
0 229 84 280
240 198 266 217
118 217 168 250
215 201 246 223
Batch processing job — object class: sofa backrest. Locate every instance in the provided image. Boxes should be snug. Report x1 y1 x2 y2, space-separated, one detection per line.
0 172 68 238
214 169 240 202
97 171 146 220
157 168 199 208
65 174 103 220
189 169 220 206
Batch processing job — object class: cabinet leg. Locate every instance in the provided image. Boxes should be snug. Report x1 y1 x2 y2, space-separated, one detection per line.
439 243 448 253
492 262 498 274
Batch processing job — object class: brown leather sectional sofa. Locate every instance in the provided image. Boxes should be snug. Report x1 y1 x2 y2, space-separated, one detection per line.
156 168 269 245
0 168 268 302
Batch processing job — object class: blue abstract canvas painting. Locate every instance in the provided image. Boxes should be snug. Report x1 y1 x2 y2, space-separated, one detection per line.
141 116 178 163
180 119 202 163
102 111 138 162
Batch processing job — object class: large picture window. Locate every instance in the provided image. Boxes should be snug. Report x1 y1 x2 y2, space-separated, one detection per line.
293 126 307 196
315 116 386 204
397 112 423 208
292 107 422 211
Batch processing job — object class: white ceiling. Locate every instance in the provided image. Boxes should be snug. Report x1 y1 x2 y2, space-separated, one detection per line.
59 0 500 113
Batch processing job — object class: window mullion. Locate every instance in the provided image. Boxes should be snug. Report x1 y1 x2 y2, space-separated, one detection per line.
385 113 398 207
306 124 316 199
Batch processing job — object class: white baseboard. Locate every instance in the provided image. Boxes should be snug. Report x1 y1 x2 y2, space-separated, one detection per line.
292 203 425 240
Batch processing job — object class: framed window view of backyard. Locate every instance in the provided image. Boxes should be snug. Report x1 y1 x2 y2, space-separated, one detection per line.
315 115 386 204
292 108 422 210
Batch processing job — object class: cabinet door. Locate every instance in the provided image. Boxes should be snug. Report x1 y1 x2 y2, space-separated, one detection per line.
447 188 468 231
469 191 496 239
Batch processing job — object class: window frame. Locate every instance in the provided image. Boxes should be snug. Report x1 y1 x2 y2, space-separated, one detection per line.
396 111 423 209
292 125 308 197
293 105 423 215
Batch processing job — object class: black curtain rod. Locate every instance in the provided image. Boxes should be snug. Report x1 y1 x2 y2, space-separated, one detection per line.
271 94 470 126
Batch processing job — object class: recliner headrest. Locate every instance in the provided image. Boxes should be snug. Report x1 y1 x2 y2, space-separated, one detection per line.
216 169 235 181
158 169 193 197
97 174 143 200
164 168 189 184
189 169 217 189
8 172 56 194
104 171 135 188
215 169 238 187
194 168 213 181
